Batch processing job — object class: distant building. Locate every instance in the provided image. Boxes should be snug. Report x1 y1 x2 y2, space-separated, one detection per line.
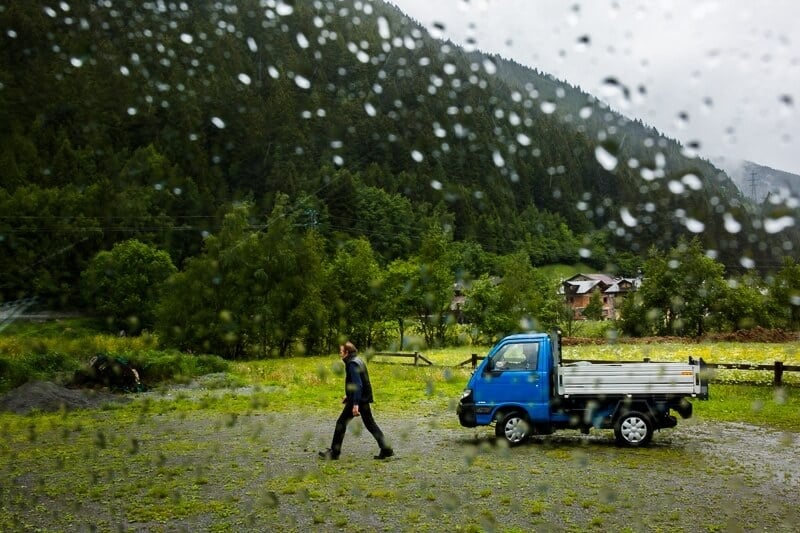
561 273 642 320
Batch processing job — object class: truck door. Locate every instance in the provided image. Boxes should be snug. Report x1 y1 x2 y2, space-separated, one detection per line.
474 341 549 421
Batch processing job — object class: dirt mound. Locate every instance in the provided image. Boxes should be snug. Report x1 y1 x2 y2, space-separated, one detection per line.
703 327 800 343
564 327 800 345
0 381 131 415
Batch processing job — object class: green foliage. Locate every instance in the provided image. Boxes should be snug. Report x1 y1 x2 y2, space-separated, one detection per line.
82 239 177 333
582 289 605 321
138 351 229 384
769 257 800 329
327 237 386 349
621 238 727 337
156 200 329 358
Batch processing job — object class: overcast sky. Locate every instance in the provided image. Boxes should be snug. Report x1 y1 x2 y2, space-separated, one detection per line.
391 0 800 176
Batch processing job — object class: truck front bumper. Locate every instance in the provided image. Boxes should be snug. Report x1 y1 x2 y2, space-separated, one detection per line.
457 400 477 427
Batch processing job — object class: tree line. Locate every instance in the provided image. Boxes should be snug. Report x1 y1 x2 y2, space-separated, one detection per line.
81 199 800 359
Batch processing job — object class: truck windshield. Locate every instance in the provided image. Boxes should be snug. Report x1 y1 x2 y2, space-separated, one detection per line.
490 343 539 371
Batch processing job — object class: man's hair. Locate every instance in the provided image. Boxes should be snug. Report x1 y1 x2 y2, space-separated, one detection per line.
344 341 357 355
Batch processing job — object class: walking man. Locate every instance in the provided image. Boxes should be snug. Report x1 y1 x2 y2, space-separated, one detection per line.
319 341 394 460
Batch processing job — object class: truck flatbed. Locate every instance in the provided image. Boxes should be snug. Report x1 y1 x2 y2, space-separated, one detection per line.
557 361 702 396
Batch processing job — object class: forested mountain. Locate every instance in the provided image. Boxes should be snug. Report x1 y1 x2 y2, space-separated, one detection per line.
1 0 797 306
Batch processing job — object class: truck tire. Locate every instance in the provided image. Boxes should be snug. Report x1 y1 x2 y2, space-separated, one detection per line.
495 412 531 446
614 411 653 447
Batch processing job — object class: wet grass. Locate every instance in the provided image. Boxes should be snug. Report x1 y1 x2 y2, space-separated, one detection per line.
2 325 800 529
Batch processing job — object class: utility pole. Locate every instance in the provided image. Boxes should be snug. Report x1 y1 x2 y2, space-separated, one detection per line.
747 170 759 201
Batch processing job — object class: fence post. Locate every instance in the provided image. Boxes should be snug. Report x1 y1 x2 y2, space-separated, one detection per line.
471 353 477 369
774 361 784 386
414 352 419 366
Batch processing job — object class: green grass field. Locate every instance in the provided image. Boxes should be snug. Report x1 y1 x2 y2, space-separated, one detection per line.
2 323 799 531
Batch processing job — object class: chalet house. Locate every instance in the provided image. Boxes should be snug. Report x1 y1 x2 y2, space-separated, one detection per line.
561 273 641 320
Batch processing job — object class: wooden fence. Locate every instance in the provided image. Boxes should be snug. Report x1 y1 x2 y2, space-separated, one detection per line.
458 354 800 386
372 351 433 366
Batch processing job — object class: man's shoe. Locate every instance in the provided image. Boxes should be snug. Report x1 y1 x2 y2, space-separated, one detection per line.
374 448 394 460
318 449 339 460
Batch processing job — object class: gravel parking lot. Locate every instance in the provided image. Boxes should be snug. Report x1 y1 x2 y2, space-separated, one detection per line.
2 383 799 531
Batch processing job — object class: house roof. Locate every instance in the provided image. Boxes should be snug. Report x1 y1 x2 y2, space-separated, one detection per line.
563 274 641 295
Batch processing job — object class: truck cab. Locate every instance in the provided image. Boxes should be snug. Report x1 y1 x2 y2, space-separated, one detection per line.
457 331 707 447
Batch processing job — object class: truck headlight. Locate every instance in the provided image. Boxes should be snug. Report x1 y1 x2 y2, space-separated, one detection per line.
460 388 473 401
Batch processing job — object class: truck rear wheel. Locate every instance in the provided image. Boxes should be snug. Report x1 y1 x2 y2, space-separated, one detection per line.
495 412 531 446
614 411 653 447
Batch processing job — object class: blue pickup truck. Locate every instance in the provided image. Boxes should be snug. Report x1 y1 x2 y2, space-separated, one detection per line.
457 331 708 446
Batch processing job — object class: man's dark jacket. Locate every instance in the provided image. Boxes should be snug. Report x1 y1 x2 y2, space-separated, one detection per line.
344 354 374 404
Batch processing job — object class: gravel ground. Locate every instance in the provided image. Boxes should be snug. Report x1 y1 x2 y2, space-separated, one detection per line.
1 383 799 532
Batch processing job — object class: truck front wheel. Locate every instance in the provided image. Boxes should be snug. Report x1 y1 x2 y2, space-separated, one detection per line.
495 412 531 446
614 411 653 447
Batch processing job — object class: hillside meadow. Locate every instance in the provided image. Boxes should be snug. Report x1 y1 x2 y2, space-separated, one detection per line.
1 319 799 430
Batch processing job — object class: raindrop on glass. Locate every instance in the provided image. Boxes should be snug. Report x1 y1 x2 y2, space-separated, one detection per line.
620 207 637 227
540 101 556 114
723 213 742 234
595 146 618 171
492 150 505 168
685 218 705 233
294 74 311 89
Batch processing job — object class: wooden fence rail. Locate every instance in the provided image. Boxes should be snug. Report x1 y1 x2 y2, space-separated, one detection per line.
458 354 800 386
372 351 433 366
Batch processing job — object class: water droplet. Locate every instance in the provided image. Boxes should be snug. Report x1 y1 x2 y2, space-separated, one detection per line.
600 77 630 103
516 133 531 146
492 150 505 168
674 111 689 129
268 66 280 79
247 37 257 53
180 33 193 44
377 16 391 40
119 66 130 76
6 29 17 39
482 58 497 75
685 218 705 233
723 213 742 234
739 257 755 269
275 2 294 16
595 146 618 171
411 150 424 162
540 101 556 114
211 117 226 129
620 207 637 227
764 216 795 234
430 180 442 190
364 102 376 117
575 35 590 52
238 73 251 85
127 107 137 116
44 7 58 17
333 155 344 166
681 173 702 190
294 74 311 89
579 106 593 119
668 180 685 194
70 57 83 67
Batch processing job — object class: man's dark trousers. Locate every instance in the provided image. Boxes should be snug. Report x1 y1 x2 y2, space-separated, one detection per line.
331 402 389 455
